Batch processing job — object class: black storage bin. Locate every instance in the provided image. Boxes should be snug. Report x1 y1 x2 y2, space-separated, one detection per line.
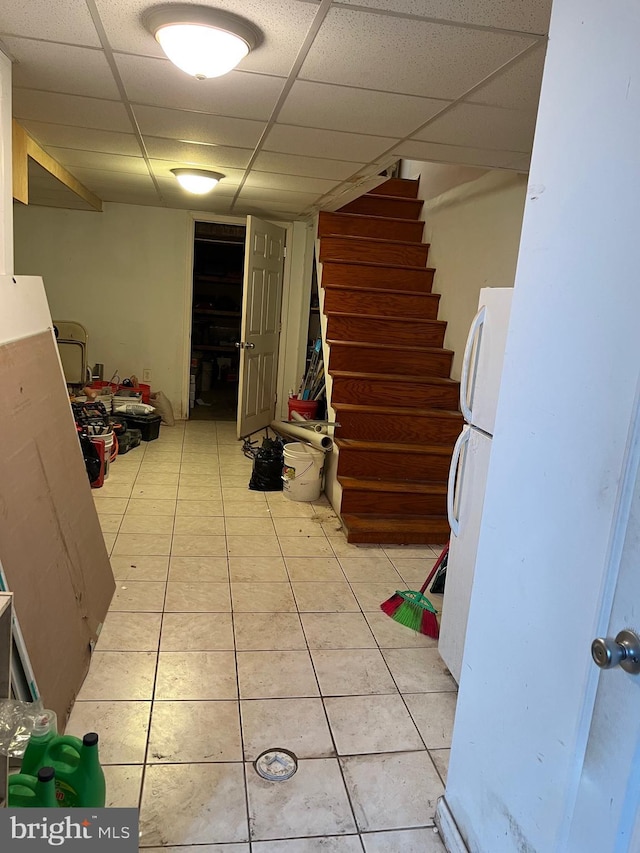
120 413 161 442
118 428 143 454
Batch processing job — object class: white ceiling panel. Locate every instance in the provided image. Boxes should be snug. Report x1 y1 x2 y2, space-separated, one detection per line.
393 138 527 168
278 79 450 136
96 0 320 75
415 102 536 152
503 154 531 172
299 9 535 99
252 151 365 180
467 43 547 111
133 105 266 147
158 193 236 214
244 171 338 194
13 89 131 132
46 148 151 175
0 0 101 47
144 137 253 169
116 54 284 120
4 37 120 99
336 0 552 36
237 185 320 203
22 121 141 156
264 124 394 162
101 191 163 207
65 167 157 191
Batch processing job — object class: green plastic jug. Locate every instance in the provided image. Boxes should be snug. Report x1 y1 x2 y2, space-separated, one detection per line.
40 732 106 808
8 766 58 808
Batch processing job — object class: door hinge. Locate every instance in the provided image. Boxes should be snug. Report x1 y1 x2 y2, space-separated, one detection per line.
283 246 287 258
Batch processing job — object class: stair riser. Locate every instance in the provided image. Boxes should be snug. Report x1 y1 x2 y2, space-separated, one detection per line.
337 449 452 481
328 345 453 378
340 489 447 516
327 315 445 347
334 410 463 445
322 262 435 293
320 237 429 267
345 523 450 545
339 196 424 219
318 212 424 242
323 287 440 320
331 376 459 410
373 179 420 199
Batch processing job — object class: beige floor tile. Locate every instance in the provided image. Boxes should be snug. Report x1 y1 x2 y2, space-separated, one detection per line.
237 650 319 699
223 501 274 517
112 533 172 556
246 758 356 841
171 534 228 557
219 474 256 488
225 517 276 537
148 700 242 762
278 537 335 558
241 698 334 760
429 748 451 785
103 765 143 809
132 483 179 500
66 700 151 764
339 557 403 584
76 652 157 701
164 581 231 612
362 828 446 852
138 460 181 474
173 515 225 535
98 612 162 651
292 582 360 613
341 751 443 831
111 555 170 582
155 651 238 700
324 694 424 755
285 557 345 582
381 648 457 693
328 538 382 558
403 692 457 749
227 535 281 557
231 582 296 613
144 446 183 458
98 481 135 498
381 558 438 585
252 839 361 852
93 496 129 514
223 487 267 502
139 763 248 846
126 498 176 515
181 452 219 464
102 532 117 554
99 514 123 533
161 613 234 651
110 581 166 612
273 518 327 537
383 545 439 561
168 556 229 582
234 612 306 651
364 611 438 649
119 515 175 535
229 556 288 583
350 582 401 612
319 519 348 537
301 613 376 650
134 471 180 486
263 498 316 518
178 485 223 500
311 649 397 696
176 499 224 516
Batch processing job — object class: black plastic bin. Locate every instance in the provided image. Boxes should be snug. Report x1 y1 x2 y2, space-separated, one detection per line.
120 413 161 442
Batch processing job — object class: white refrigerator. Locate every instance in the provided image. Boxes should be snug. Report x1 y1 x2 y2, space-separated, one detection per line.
438 287 513 684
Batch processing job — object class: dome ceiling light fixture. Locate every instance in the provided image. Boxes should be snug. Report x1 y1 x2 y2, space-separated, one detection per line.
143 4 261 79
171 168 225 194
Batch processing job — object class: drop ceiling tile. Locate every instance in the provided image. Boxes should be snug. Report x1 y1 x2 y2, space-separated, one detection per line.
133 105 265 148
21 121 141 155
97 0 319 75
65 167 156 193
115 54 284 120
415 102 536 152
162 194 236 214
101 192 164 207
13 89 131 132
337 0 552 35
0 0 101 47
503 154 531 172
237 186 320 206
467 43 547 111
253 152 364 181
4 37 120 99
46 148 150 175
144 137 253 169
278 80 450 137
300 9 535 99
393 138 527 169
264 124 394 162
245 172 338 194
234 199 308 218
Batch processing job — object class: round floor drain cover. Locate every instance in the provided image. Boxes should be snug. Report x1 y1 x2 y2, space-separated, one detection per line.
254 748 298 781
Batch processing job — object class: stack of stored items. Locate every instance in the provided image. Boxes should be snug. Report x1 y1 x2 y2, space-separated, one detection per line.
297 338 325 402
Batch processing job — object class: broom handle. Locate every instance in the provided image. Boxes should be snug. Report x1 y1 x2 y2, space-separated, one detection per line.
419 541 449 594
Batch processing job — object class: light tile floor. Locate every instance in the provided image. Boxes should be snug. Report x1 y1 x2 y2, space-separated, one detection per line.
74 420 455 851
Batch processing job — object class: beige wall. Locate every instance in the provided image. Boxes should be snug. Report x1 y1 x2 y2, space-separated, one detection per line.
421 169 528 379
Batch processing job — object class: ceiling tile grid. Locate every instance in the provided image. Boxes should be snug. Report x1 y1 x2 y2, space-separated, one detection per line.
0 0 101 47
413 102 537 153
12 89 132 132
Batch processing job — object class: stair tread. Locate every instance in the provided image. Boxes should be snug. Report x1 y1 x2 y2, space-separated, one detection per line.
331 370 458 386
323 234 429 248
322 259 436 274
338 476 447 494
336 438 453 455
334 402 462 418
321 211 423 226
327 339 454 356
323 283 439 299
362 193 423 203
326 311 445 325
342 513 448 531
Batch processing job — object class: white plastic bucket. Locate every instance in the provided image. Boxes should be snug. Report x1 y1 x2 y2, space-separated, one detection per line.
282 442 324 502
93 431 114 480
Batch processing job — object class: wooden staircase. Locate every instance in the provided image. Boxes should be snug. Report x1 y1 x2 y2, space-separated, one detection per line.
318 177 463 544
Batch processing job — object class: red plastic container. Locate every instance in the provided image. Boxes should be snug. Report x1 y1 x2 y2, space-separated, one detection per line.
288 397 319 420
89 438 105 489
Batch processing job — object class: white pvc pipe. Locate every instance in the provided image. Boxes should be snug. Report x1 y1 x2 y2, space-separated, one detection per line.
271 420 333 451
290 410 326 433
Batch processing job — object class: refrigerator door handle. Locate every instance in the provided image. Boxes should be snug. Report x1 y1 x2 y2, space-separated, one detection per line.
447 427 470 537
460 306 486 423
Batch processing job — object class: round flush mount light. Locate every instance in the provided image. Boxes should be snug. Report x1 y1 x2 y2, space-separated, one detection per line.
143 4 261 79
171 168 225 194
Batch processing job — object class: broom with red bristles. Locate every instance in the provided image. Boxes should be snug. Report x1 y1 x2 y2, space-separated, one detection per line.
380 542 449 639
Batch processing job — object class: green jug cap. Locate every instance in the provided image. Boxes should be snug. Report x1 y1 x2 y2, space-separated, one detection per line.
38 767 55 783
83 732 99 747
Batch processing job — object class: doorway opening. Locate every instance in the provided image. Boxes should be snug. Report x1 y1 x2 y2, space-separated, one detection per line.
190 221 246 421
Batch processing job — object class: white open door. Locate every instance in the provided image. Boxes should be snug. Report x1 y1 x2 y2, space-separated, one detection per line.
237 216 286 439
